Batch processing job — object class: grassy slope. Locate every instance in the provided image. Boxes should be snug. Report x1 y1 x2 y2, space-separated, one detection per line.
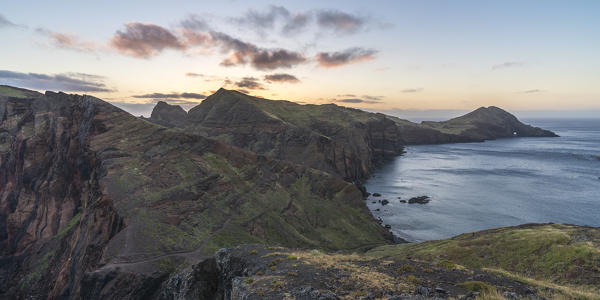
0 85 42 98
367 223 600 298
89 99 388 264
216 90 406 129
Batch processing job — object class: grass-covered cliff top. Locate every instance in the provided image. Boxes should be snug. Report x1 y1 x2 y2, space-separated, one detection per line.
200 88 404 128
367 223 600 299
0 85 42 98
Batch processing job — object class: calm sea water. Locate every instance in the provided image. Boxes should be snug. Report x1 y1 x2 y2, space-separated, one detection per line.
365 119 600 242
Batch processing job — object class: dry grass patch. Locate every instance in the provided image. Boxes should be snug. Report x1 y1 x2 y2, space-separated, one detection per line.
484 268 600 300
285 251 412 292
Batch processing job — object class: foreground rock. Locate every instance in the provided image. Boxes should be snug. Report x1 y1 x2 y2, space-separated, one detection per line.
84 224 600 299
83 243 543 300
368 223 600 299
408 196 431 204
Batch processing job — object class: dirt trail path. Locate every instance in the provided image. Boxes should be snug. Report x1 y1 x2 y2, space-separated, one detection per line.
94 218 232 272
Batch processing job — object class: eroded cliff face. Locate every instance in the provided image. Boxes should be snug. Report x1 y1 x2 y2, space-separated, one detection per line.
151 89 412 182
0 92 123 298
149 90 556 184
0 88 391 299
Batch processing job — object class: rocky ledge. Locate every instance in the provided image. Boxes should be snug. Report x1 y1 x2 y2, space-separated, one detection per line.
83 243 551 300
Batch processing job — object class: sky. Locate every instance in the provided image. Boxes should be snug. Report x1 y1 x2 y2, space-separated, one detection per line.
1 0 599 118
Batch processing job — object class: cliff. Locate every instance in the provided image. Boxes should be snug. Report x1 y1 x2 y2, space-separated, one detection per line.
148 89 557 183
0 87 390 299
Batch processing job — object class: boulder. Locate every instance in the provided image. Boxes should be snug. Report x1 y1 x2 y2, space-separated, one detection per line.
408 196 430 204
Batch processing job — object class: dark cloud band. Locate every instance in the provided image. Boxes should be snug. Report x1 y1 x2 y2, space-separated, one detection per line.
0 70 111 92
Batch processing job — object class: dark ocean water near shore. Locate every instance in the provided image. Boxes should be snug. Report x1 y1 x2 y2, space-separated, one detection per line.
365 119 600 242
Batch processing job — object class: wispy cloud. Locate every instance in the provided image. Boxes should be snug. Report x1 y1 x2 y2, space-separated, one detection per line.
0 14 17 28
232 7 367 36
402 88 423 93
37 28 99 52
0 70 112 92
111 22 186 58
316 47 377 68
316 10 365 34
492 61 525 70
132 92 206 99
180 14 209 31
232 5 290 31
264 73 300 83
185 72 203 77
362 95 383 101
282 13 311 34
521 89 542 94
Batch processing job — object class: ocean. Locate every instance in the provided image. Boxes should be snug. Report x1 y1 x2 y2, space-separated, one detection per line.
364 119 600 242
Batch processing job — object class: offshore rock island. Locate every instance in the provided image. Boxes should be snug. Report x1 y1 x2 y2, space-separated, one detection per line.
1 86 597 300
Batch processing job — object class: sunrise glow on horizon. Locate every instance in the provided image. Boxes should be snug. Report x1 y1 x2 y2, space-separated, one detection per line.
1 0 599 117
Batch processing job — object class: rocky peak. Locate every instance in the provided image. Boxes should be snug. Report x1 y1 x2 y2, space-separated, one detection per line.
422 106 558 140
148 101 187 127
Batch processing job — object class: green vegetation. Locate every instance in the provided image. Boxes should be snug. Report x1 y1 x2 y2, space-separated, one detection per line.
0 85 26 98
397 264 415 273
456 281 495 293
367 224 600 296
436 259 457 270
55 213 81 238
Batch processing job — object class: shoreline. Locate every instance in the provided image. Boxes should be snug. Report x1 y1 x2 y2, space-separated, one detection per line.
360 131 595 245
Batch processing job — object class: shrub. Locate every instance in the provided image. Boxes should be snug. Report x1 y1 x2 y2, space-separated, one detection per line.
456 281 495 293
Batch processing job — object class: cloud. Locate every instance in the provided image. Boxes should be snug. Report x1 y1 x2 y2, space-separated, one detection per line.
0 14 16 28
132 92 206 99
316 47 377 68
210 31 306 70
402 88 423 93
334 98 380 104
337 94 356 97
316 10 365 34
522 89 542 94
492 61 525 70
248 49 306 70
264 73 300 83
180 14 209 31
185 72 203 77
233 5 290 29
36 28 98 52
111 22 186 58
233 6 311 35
235 77 264 90
0 70 112 92
362 95 383 100
282 13 311 34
